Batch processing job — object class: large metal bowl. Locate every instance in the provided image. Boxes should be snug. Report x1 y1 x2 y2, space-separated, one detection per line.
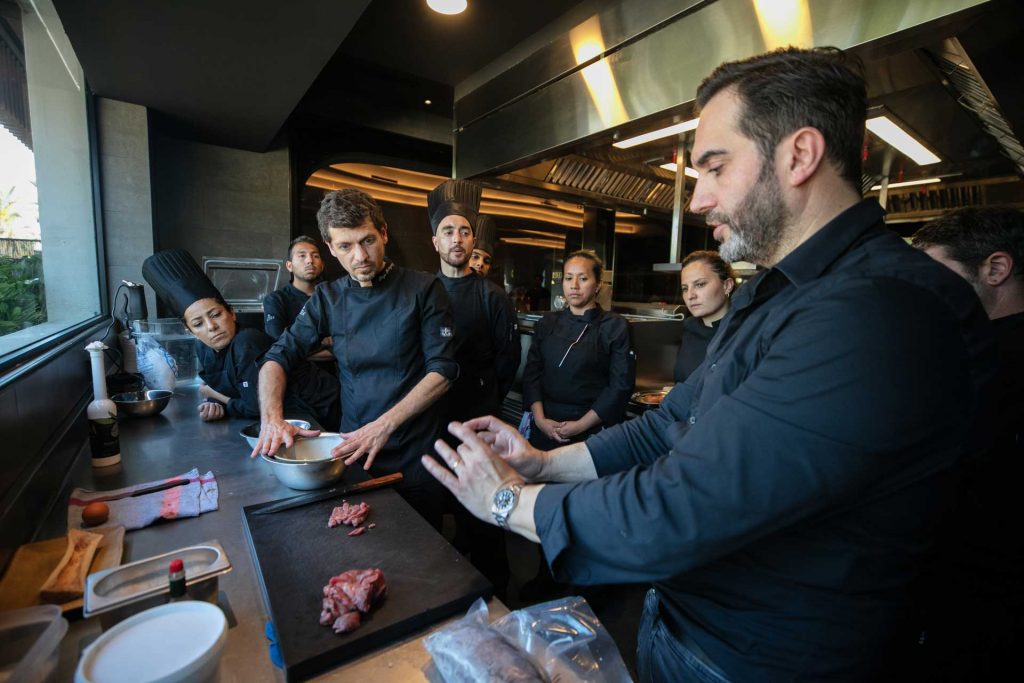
112 390 173 418
239 419 312 450
260 443 346 490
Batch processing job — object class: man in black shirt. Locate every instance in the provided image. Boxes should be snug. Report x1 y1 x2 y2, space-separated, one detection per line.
255 190 458 528
263 236 325 338
421 47 995 681
911 207 1024 679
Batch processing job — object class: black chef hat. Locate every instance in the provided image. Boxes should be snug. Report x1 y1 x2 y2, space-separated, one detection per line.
474 214 498 256
142 249 223 318
427 179 481 235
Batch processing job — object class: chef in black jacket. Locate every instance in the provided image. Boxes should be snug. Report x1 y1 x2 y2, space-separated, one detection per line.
673 250 736 382
141 249 339 425
255 189 459 528
521 250 635 451
429 179 521 596
469 214 498 278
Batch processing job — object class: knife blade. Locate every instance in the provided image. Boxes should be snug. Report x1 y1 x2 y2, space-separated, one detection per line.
252 472 404 515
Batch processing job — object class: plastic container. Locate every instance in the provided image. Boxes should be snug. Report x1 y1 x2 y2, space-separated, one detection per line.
129 319 199 387
0 604 68 683
75 601 227 683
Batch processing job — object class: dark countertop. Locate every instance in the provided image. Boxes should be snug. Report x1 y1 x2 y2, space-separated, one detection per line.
46 383 504 682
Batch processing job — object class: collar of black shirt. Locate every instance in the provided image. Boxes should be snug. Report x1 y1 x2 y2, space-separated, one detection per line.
344 259 395 287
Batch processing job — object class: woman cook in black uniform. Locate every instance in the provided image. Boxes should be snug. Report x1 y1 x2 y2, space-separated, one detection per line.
142 249 339 426
522 250 635 450
673 250 736 382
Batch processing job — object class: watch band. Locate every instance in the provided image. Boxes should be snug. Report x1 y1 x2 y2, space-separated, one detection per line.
492 482 523 529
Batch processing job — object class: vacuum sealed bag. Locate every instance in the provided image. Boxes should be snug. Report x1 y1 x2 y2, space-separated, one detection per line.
424 597 631 683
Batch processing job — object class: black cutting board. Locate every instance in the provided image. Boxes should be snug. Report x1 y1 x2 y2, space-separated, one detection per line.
242 487 492 681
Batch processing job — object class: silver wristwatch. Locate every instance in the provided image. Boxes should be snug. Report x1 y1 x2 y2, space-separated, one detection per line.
491 482 523 529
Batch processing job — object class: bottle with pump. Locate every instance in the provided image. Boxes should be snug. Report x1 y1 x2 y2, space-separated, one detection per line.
86 341 121 467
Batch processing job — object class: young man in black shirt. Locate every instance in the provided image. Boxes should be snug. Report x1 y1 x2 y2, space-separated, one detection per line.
423 47 995 681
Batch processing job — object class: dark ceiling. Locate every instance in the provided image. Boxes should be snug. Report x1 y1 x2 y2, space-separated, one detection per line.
52 0 371 151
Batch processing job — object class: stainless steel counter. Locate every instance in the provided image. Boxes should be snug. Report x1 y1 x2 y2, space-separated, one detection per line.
44 384 503 682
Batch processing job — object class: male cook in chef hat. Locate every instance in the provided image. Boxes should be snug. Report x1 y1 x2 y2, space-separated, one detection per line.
470 214 499 278
427 178 482 243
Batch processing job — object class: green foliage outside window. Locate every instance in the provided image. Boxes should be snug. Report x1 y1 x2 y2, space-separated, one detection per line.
0 253 47 334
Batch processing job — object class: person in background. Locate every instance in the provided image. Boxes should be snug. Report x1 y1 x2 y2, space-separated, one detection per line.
142 249 339 426
525 274 551 311
910 206 1023 680
522 250 635 451
674 250 736 382
422 47 994 681
255 189 459 529
429 179 521 598
469 214 498 278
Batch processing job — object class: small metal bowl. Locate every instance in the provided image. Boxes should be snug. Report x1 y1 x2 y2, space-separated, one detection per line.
112 390 173 418
239 419 312 450
261 444 346 490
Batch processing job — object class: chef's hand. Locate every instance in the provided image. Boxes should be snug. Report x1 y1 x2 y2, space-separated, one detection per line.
422 421 525 524
251 419 320 458
336 418 394 470
198 401 225 422
553 419 584 439
321 336 333 347
535 415 569 443
463 415 547 482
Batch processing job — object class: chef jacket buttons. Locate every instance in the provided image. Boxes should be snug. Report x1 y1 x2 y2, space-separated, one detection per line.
710 363 717 371
688 416 696 425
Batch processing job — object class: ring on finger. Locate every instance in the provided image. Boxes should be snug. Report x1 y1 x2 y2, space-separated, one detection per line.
451 458 462 472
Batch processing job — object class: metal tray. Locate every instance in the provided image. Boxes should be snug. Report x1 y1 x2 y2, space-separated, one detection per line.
83 540 231 628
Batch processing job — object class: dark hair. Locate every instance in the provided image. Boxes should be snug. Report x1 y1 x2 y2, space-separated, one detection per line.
695 47 867 191
912 207 1024 280
287 236 320 260
316 189 386 242
681 250 737 282
565 249 604 281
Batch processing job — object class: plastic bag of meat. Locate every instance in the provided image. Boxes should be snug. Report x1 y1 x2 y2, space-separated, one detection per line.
423 598 544 683
491 596 631 683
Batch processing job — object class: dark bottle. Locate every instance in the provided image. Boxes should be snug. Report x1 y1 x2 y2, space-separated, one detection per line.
168 559 187 602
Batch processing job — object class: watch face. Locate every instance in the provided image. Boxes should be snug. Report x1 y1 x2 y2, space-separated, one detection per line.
494 488 515 512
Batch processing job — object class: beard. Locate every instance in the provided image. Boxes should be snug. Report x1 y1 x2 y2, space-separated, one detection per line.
711 161 789 265
440 247 469 269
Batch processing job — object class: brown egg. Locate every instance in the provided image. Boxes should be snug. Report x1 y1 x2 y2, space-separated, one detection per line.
82 502 110 526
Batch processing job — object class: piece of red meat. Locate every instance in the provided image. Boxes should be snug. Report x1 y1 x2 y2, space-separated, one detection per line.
348 526 366 537
327 501 371 528
319 568 386 636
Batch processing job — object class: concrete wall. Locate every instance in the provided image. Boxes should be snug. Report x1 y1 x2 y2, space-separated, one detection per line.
96 98 157 317
150 131 292 268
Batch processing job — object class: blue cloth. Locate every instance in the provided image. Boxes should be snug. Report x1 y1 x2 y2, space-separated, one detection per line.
533 200 996 680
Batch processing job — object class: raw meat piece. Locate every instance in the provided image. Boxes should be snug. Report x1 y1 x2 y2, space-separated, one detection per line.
426 620 543 682
319 568 386 635
327 501 370 528
348 527 366 537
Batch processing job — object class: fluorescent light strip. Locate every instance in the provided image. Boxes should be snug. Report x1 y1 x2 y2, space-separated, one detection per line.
614 118 699 149
869 177 942 191
866 116 941 165
659 162 699 178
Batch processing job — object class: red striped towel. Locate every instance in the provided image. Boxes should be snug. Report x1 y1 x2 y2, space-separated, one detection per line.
67 468 218 531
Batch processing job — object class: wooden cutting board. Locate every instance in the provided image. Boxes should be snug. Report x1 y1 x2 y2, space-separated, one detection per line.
242 487 491 682
0 526 125 612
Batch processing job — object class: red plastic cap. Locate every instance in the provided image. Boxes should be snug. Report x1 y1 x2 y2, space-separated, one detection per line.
169 559 184 572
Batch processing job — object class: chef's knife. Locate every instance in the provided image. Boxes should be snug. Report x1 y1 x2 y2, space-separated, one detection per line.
252 472 404 515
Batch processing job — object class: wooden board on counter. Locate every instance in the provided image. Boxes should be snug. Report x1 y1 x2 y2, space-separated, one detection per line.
242 487 491 682
0 526 125 612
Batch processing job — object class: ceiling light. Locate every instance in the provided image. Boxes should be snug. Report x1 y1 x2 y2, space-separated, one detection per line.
869 177 942 191
427 0 467 15
866 116 941 165
659 162 699 178
613 118 699 149
424 99 432 106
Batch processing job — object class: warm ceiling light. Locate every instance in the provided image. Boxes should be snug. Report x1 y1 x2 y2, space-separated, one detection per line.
613 118 699 149
866 116 941 165
869 177 942 191
659 162 699 178
427 0 467 15
424 99 432 106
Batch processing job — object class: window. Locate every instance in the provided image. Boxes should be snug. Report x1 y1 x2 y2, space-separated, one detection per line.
0 0 101 363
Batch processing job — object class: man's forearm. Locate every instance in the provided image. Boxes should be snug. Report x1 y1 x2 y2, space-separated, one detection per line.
258 361 288 422
378 371 449 432
540 441 599 482
507 484 541 543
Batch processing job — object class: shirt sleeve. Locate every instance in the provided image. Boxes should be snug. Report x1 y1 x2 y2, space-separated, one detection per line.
533 279 976 584
588 316 636 423
419 277 459 381
521 315 550 409
262 288 328 373
489 285 521 401
225 330 272 419
263 291 285 338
